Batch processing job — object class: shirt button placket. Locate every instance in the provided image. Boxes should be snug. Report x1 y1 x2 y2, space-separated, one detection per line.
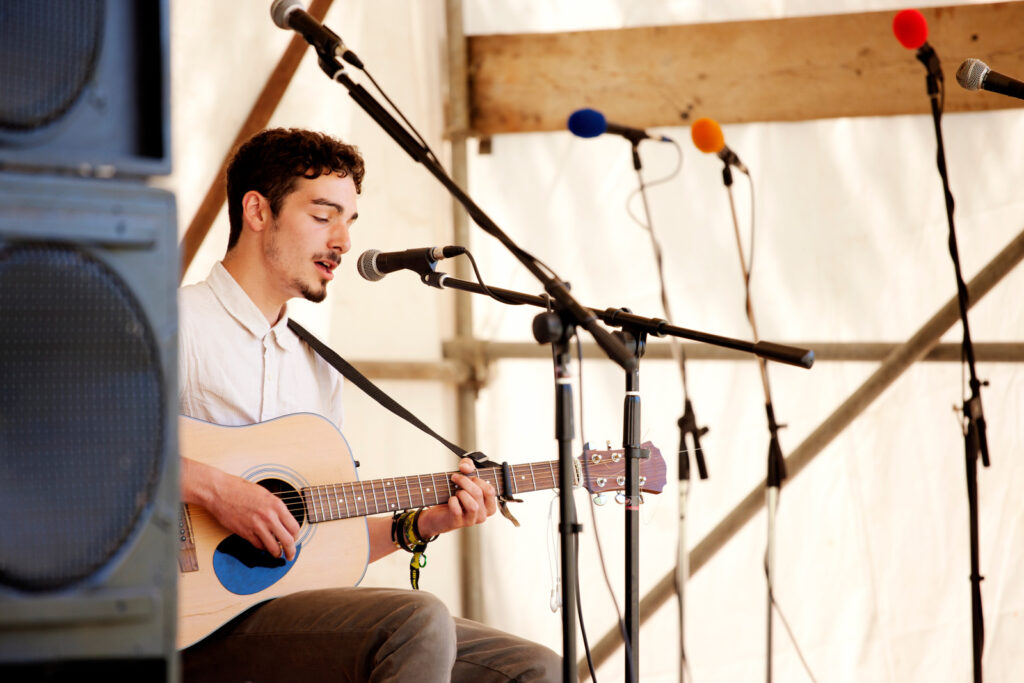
261 336 274 422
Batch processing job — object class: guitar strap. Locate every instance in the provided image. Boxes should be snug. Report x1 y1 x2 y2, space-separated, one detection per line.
288 318 521 526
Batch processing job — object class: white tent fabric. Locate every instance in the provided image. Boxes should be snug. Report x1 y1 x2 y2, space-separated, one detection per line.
168 1 1024 680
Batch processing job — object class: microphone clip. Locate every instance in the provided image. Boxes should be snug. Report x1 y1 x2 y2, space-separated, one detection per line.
915 44 944 84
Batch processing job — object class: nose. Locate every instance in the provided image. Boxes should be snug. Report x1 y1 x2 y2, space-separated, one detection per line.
329 221 352 255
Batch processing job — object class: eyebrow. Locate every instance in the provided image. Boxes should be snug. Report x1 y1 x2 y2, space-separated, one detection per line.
311 197 357 221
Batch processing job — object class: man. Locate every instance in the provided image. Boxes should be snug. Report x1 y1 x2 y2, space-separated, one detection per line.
179 128 559 681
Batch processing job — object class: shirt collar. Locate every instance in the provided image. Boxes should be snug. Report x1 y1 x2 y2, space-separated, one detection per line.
207 262 300 351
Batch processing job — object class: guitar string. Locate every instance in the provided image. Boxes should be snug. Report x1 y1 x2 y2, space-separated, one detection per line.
181 470 554 520
181 458 637 522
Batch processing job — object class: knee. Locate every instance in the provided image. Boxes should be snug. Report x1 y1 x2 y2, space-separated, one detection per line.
398 590 457 654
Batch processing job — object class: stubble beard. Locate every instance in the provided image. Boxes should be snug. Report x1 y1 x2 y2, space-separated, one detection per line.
264 218 329 304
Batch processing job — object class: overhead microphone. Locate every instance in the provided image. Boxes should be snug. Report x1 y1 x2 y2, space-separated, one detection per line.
567 108 673 143
957 58 1024 101
690 118 748 174
270 0 364 69
357 246 466 282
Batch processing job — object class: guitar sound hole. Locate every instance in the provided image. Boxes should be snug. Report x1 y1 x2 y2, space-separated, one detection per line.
212 478 305 571
259 477 305 526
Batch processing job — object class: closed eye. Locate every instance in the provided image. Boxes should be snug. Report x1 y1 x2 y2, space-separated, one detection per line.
312 215 329 224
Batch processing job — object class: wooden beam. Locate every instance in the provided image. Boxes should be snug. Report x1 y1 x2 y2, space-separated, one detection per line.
467 2 1024 135
178 0 335 280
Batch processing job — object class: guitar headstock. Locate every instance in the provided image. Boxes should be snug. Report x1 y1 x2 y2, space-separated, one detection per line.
578 441 667 496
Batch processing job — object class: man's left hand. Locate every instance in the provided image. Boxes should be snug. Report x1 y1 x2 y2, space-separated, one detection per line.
417 458 498 538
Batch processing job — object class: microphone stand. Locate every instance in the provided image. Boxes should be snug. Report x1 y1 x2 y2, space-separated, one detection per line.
717 162 787 683
421 272 817 370
628 139 709 683
916 46 990 683
531 308 582 681
303 47 638 683
421 273 812 679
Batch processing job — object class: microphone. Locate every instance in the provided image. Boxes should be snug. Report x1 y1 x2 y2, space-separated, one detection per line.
357 246 466 281
567 108 672 143
892 9 941 80
957 58 1024 102
690 118 748 174
270 0 364 69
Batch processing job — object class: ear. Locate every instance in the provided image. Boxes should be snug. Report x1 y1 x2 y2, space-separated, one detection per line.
240 190 272 234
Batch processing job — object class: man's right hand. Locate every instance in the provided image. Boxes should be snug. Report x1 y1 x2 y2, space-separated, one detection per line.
182 457 301 561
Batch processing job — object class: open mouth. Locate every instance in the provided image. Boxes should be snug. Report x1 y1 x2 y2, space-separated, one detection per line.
314 259 337 280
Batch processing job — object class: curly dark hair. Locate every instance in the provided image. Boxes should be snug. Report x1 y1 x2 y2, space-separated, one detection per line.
225 128 365 251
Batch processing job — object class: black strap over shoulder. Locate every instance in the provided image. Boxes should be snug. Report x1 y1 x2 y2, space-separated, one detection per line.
287 318 520 525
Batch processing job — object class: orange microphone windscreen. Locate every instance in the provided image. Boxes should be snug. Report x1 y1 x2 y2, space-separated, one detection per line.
691 118 724 154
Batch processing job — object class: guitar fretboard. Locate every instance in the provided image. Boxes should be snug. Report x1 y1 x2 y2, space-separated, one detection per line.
300 460 569 523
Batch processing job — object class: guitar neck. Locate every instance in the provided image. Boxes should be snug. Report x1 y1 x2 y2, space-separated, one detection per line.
301 460 570 523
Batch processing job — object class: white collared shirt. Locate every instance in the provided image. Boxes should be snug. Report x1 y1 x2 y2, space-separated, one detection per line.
178 262 344 428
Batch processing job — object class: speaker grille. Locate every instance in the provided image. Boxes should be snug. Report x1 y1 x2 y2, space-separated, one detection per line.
0 243 166 591
0 1 105 131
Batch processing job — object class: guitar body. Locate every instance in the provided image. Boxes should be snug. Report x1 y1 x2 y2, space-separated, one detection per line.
177 413 369 649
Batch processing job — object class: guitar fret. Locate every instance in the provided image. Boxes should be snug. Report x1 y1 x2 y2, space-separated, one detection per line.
484 469 500 497
528 464 538 492
332 484 343 521
548 462 557 490
299 488 313 523
416 475 427 508
404 476 414 510
357 481 367 517
382 479 397 512
324 484 337 522
428 473 440 506
314 485 326 523
369 480 381 515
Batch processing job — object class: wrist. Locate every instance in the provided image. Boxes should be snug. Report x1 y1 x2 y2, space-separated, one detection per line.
415 506 442 540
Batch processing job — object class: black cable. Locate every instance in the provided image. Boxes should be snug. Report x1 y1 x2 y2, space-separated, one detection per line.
359 65 563 285
361 66 442 168
574 533 599 683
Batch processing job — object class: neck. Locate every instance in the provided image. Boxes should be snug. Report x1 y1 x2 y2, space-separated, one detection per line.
222 249 288 326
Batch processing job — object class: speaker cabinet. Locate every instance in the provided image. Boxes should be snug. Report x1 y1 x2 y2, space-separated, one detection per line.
0 173 178 678
0 0 170 177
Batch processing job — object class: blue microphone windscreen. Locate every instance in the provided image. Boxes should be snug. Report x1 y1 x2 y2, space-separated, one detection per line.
567 108 607 138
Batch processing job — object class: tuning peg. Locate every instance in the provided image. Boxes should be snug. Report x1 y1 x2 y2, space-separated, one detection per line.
593 492 607 506
615 492 627 505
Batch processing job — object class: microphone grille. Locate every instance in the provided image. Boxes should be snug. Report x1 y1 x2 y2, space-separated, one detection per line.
270 0 304 29
956 58 990 91
356 249 384 281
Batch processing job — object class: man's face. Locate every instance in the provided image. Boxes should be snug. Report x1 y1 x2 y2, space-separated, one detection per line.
263 173 358 303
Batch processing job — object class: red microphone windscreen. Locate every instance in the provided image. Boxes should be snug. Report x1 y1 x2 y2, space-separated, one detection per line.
893 9 928 49
691 118 724 154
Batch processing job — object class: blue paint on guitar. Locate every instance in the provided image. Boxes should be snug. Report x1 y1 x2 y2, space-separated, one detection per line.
212 534 302 595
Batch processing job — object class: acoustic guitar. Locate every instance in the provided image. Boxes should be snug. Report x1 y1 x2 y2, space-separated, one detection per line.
177 412 666 648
